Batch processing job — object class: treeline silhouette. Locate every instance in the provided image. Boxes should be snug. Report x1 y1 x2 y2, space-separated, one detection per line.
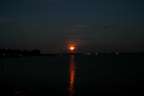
0 48 40 57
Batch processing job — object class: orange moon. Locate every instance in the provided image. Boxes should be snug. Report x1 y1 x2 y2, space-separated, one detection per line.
69 46 75 51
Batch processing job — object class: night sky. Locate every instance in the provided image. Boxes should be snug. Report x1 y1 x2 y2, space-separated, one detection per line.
0 0 144 53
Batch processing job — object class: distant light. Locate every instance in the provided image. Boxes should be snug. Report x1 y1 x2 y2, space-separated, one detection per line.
95 52 99 56
115 51 119 55
85 52 91 55
18 54 23 57
2 53 6 56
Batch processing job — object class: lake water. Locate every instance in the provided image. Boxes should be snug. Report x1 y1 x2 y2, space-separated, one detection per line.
0 55 144 96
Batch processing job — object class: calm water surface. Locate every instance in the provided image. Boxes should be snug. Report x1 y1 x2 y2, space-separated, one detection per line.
0 55 144 95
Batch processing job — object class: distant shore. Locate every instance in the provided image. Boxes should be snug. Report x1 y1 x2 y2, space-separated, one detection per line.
0 48 144 57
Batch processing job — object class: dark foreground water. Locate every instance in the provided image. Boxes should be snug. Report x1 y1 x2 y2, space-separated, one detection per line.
0 55 144 96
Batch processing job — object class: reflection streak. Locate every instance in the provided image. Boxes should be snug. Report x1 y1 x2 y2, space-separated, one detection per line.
68 55 75 96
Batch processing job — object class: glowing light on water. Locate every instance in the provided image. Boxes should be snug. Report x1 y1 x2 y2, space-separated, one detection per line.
68 55 76 96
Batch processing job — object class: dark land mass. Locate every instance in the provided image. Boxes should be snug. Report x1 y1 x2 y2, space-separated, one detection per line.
0 48 144 57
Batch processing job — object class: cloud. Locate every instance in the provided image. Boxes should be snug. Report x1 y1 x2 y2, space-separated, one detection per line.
74 24 89 28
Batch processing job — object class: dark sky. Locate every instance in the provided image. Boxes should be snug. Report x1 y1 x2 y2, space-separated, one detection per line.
0 0 144 53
